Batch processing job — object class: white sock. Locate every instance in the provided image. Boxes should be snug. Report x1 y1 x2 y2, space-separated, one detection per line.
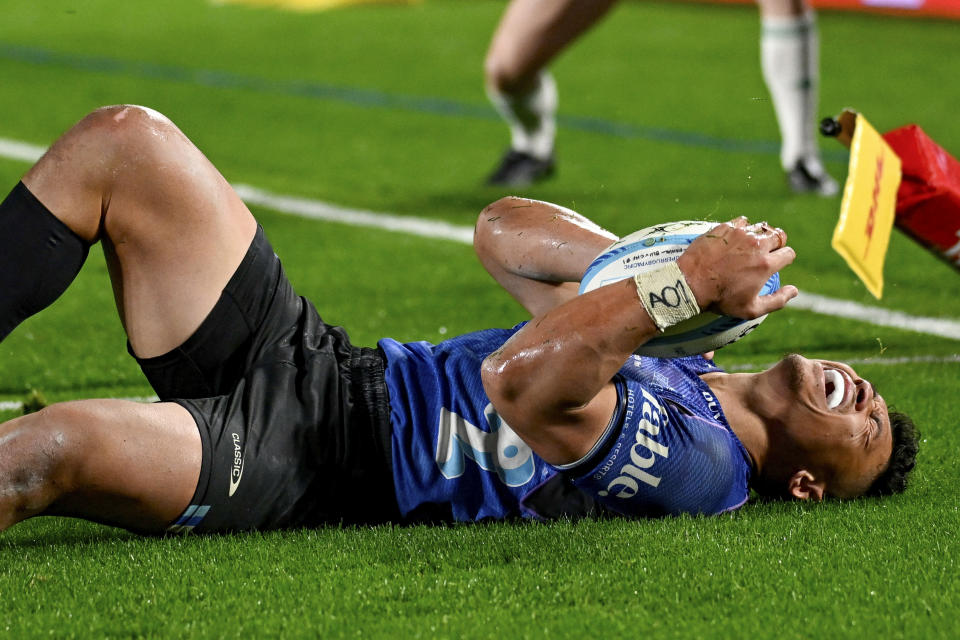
486 70 557 161
761 12 822 172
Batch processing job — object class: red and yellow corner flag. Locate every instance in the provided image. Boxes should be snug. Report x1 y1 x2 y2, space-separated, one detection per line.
832 113 902 299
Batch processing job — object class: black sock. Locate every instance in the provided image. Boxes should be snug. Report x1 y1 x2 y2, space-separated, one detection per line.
0 182 90 342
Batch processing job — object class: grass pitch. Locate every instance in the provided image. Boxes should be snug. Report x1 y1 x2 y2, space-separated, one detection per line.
0 1 958 637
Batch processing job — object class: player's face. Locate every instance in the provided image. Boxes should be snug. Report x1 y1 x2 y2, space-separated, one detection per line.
764 354 894 498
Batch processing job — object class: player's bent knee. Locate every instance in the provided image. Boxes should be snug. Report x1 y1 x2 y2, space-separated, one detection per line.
484 57 536 95
73 105 176 162
84 104 173 130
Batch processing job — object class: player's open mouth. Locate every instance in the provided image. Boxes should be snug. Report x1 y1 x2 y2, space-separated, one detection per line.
823 368 849 410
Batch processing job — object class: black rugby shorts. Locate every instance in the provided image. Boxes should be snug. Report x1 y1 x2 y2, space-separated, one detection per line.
134 227 400 532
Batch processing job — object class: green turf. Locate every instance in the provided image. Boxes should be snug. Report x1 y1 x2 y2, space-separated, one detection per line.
0 0 959 637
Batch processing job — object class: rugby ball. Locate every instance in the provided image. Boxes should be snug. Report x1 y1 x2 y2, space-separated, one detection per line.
578 220 780 357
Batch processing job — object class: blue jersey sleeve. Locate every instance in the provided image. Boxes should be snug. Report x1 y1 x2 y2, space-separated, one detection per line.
565 374 750 517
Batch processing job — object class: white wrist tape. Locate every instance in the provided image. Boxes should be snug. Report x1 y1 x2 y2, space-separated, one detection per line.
633 263 701 332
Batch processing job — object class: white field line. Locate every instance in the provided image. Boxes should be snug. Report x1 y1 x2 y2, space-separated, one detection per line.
792 292 960 341
2 136 960 341
232 183 475 244
0 138 46 163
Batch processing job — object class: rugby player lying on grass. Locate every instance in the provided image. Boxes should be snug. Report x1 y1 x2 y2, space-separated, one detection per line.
0 106 917 534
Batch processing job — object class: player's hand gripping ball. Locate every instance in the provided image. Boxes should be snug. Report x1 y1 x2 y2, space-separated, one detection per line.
579 221 781 357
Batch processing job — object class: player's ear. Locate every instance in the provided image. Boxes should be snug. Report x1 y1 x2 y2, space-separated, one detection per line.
787 470 826 501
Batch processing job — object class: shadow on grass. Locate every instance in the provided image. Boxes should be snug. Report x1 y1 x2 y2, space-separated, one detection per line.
0 517 135 550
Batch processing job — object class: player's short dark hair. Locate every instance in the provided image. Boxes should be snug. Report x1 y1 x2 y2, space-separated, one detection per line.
864 409 919 497
750 409 920 502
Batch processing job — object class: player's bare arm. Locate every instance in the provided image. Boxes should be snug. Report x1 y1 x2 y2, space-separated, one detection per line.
474 196 618 315
478 203 798 465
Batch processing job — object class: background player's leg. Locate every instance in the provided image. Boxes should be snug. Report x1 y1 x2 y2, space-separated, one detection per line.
6 104 257 358
757 0 837 196
483 0 619 186
0 400 200 533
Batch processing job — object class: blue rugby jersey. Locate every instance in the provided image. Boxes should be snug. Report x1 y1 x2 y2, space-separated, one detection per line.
564 354 752 517
378 327 752 521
